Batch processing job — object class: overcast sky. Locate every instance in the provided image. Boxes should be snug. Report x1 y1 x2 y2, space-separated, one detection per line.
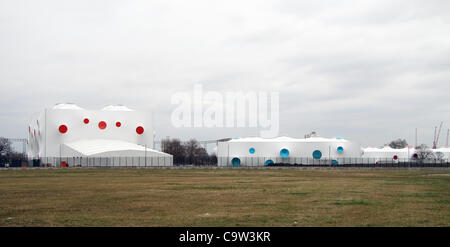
1 0 449 149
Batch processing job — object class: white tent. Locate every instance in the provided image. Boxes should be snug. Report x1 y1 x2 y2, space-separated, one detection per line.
217 135 362 166
27 103 172 166
432 147 450 160
362 146 415 160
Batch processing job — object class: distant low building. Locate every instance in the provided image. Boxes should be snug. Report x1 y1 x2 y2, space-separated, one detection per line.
362 146 414 160
362 146 450 161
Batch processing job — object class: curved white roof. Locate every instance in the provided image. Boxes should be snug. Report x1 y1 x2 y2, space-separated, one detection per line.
53 103 84 110
363 146 381 151
228 136 350 143
363 146 415 153
381 146 395 151
434 147 450 153
64 139 170 156
101 105 134 111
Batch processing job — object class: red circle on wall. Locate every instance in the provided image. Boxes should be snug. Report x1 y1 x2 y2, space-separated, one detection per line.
393 155 398 160
59 125 68 134
98 121 107 130
83 118 89 124
136 126 144 135
116 122 121 127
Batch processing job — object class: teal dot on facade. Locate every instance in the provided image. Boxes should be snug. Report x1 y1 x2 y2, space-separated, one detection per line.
265 160 274 166
231 157 241 166
280 148 289 158
313 150 322 159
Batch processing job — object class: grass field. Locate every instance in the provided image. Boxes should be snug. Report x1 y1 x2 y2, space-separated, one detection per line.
0 168 449 226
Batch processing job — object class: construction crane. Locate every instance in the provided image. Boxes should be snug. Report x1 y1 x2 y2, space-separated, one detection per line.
415 128 418 148
433 121 443 149
446 129 449 148
433 127 437 149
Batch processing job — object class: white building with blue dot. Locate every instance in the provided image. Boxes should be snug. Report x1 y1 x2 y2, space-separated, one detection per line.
217 134 362 166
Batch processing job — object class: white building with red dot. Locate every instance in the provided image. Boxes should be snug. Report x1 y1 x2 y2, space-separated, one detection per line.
27 103 172 166
362 146 450 162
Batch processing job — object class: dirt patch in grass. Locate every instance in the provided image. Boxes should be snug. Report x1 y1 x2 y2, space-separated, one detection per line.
422 174 450 177
331 200 373 206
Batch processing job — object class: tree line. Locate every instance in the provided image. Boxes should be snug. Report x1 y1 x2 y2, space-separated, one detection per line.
0 137 25 166
161 138 217 165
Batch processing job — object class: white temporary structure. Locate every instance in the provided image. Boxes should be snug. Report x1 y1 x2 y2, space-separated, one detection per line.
362 146 450 162
217 135 362 166
433 147 450 160
362 146 415 159
27 103 172 166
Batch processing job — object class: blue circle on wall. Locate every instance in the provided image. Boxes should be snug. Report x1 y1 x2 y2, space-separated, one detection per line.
249 147 255 154
231 157 241 166
280 148 290 158
265 160 274 166
313 150 322 159
337 146 344 153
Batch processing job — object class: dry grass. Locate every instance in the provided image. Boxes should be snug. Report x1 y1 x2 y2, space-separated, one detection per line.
0 169 449 226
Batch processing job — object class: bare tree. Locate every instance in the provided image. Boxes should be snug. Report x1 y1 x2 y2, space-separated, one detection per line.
387 138 408 149
162 138 217 165
209 153 217 164
434 151 445 161
413 144 435 162
0 137 12 155
161 138 186 164
0 137 25 166
183 139 209 165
